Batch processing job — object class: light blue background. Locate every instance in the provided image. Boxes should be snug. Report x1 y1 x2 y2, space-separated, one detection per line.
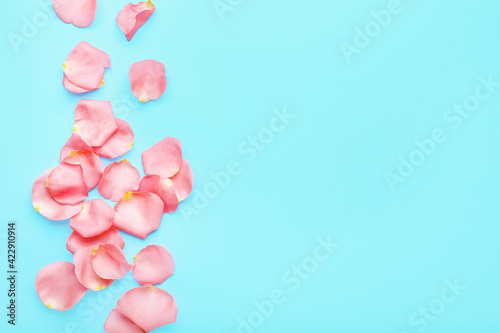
1 0 500 332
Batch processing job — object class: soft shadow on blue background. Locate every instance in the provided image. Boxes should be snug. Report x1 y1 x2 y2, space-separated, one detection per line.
1 0 500 332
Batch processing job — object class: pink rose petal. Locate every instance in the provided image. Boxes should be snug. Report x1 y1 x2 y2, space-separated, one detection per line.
104 309 146 333
74 246 114 291
62 150 103 190
171 159 193 202
35 261 87 311
46 163 88 205
117 1 155 41
69 199 114 237
129 59 167 102
73 99 118 147
93 118 134 158
98 160 141 202
138 175 178 213
60 133 94 161
63 73 96 93
132 245 174 285
32 170 84 221
67 227 125 254
113 192 164 239
63 42 110 93
142 137 182 178
115 286 178 331
53 0 97 28
92 244 132 280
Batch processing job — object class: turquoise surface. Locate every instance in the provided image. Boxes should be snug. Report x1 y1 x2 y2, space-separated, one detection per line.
1 0 500 332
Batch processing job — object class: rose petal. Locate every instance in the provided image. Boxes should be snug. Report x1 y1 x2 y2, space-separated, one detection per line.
93 118 134 158
69 199 114 237
74 246 114 291
53 0 97 28
115 286 177 331
63 73 94 93
73 99 118 147
141 137 182 178
32 171 84 221
104 309 146 333
171 159 193 202
62 150 103 190
132 245 174 285
117 1 155 41
113 192 164 239
46 163 88 205
63 41 110 92
129 59 167 102
60 133 94 161
67 227 125 254
138 175 178 213
98 160 141 202
92 244 132 280
35 261 87 311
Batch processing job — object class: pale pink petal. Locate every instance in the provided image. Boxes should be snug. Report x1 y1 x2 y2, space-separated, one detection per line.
69 199 114 237
35 261 87 311
73 99 118 147
171 159 193 202
67 227 124 254
129 59 167 102
133 245 174 285
32 171 84 221
113 192 164 239
63 73 93 93
138 175 178 213
46 163 88 205
62 150 103 190
117 1 155 41
116 286 177 331
63 41 110 92
104 309 145 333
141 137 182 178
53 0 97 28
92 243 132 279
60 133 94 161
93 118 134 158
98 160 140 202
74 246 113 291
